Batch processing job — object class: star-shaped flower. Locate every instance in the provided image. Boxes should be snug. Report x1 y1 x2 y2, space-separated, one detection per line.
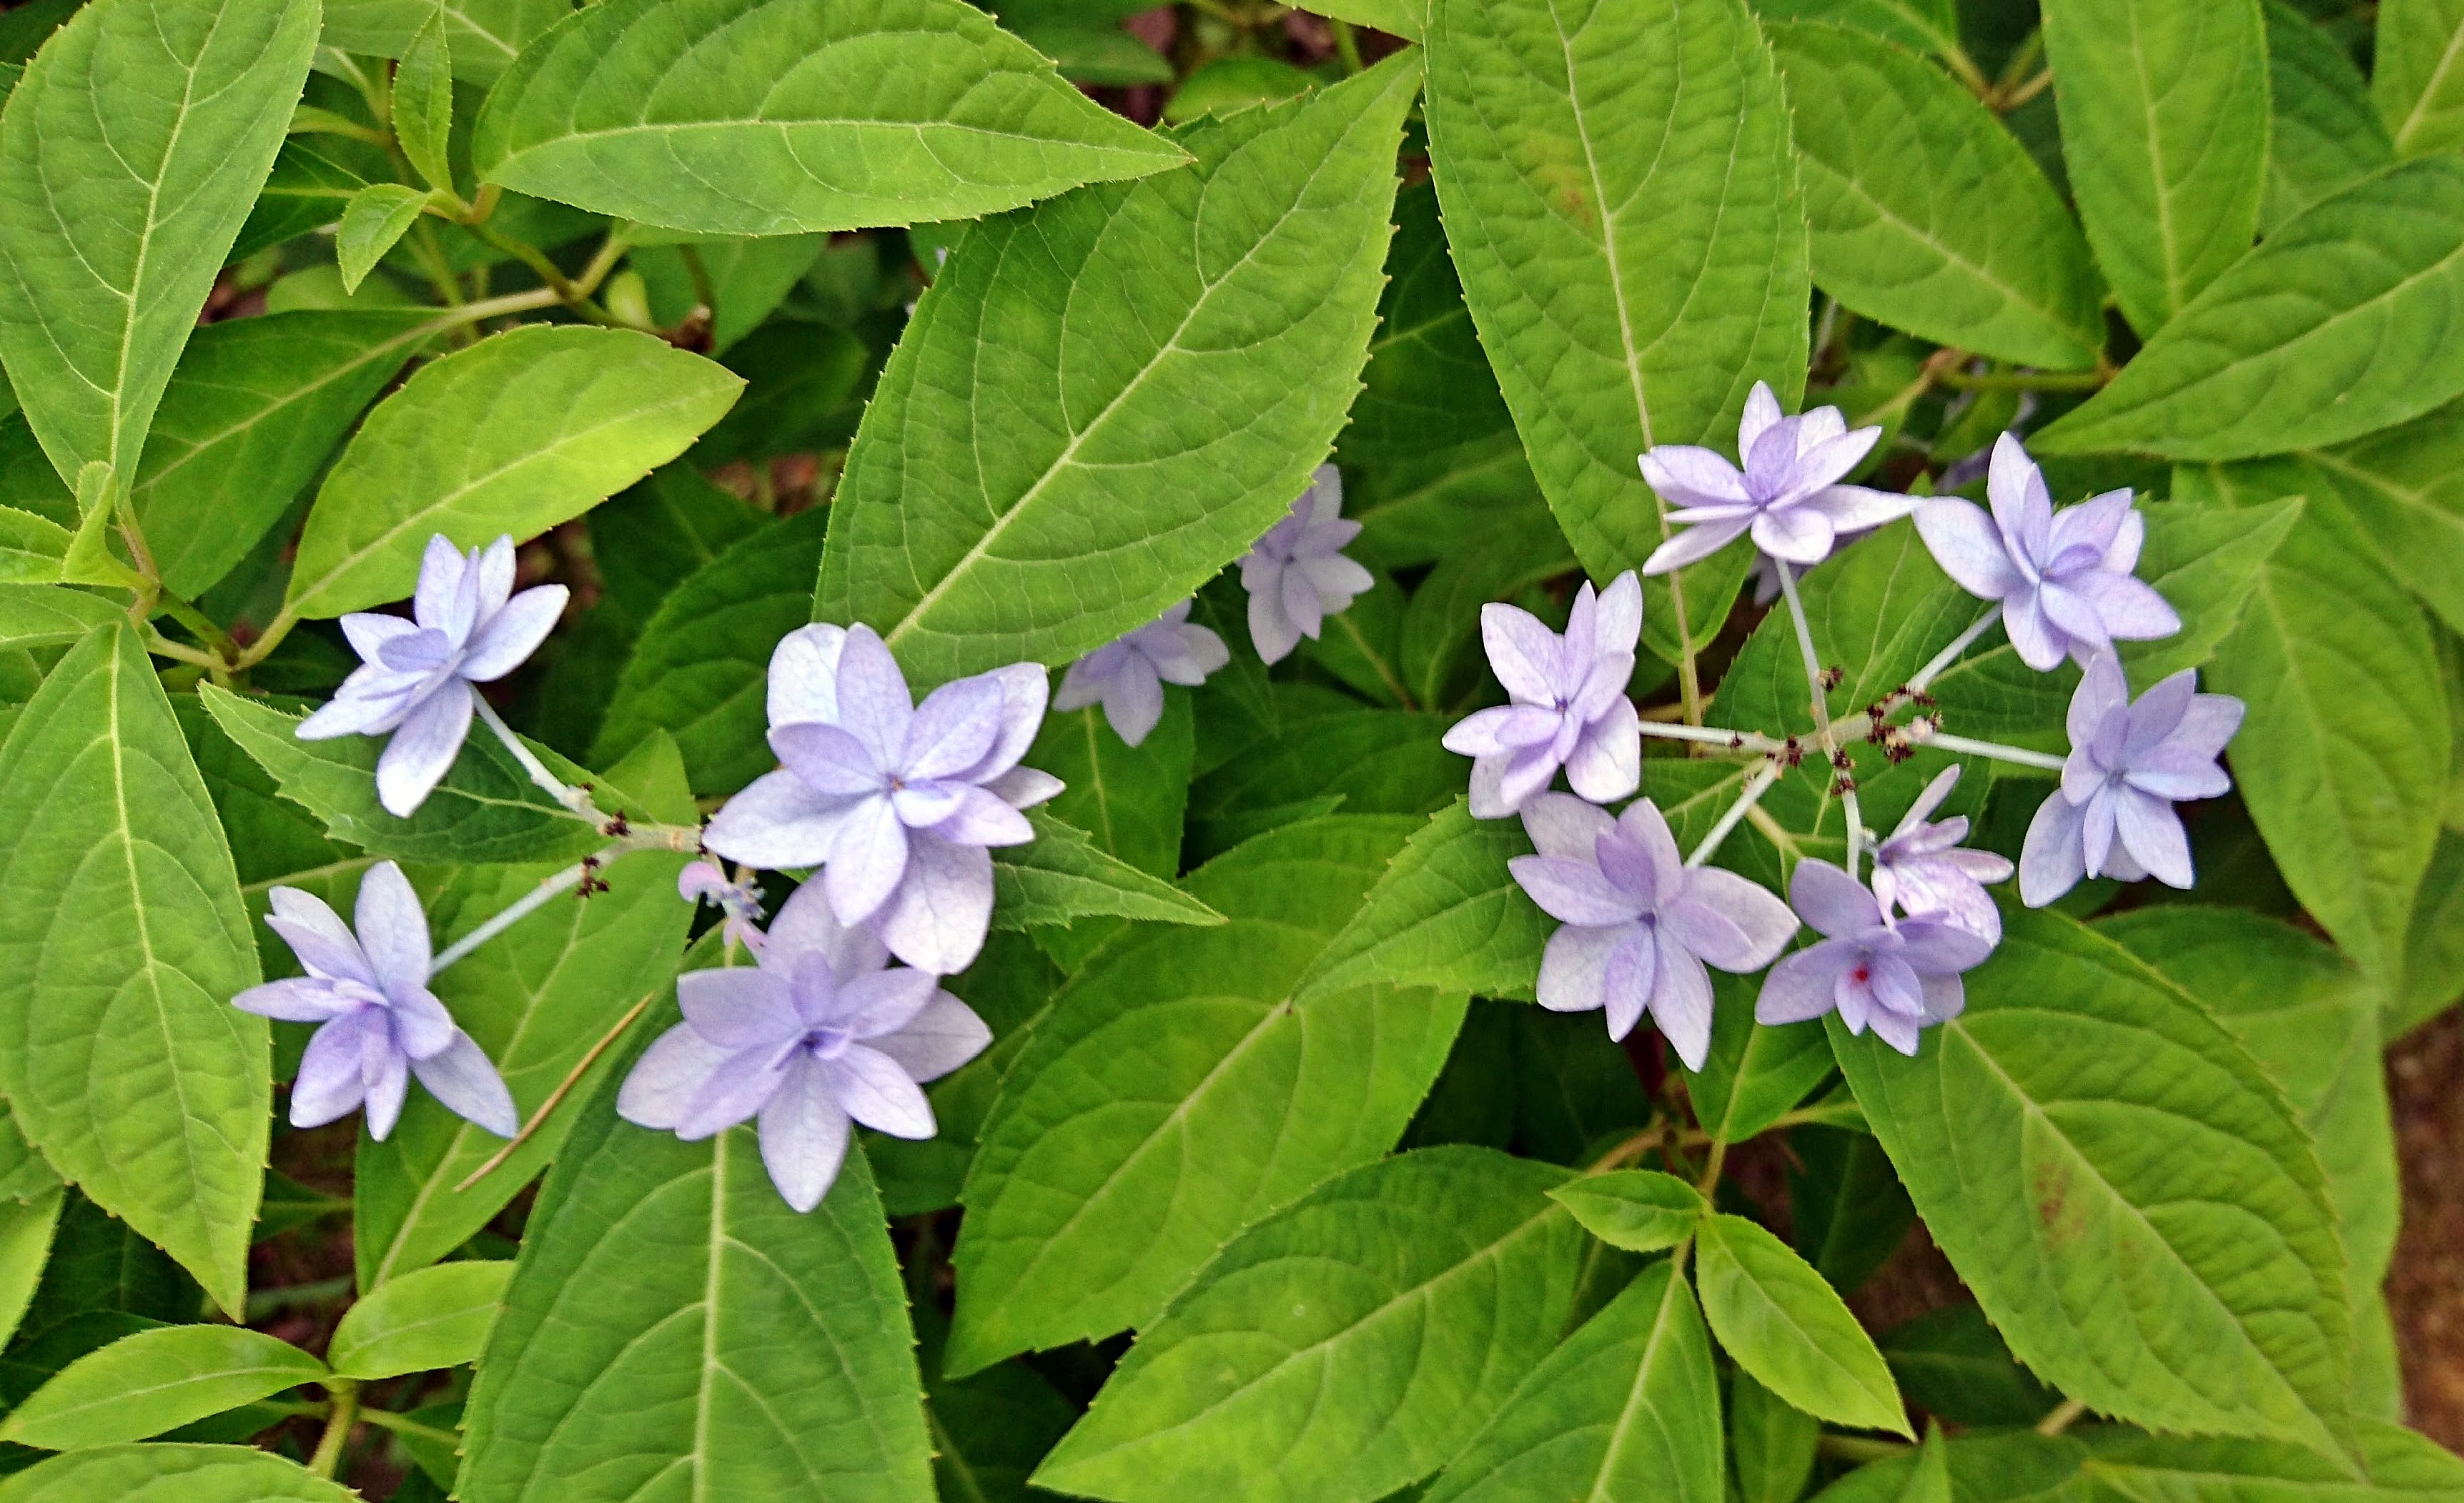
1509 794 1798 1068
1240 464 1374 664
232 862 517 1141
1915 435 2180 671
618 881 991 1211
1755 860 1995 1056
1052 600 1230 747
1869 766 2014 942
295 535 568 816
702 623 1062 974
2020 651 2242 906
1641 382 1915 574
1442 572 1643 818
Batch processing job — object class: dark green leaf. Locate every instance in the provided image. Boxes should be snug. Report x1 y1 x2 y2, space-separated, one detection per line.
989 812 1227 932
1731 1369 1819 1503
1876 1304 2059 1429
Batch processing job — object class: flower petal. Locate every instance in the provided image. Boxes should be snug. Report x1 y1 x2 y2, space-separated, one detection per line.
2068 650 2132 753
678 966 799 1050
1756 942 1851 1024
233 978 357 1023
823 796 911 926
833 626 915 769
766 878 890 983
1563 697 1641 805
291 1012 372 1128
929 785 1036 848
1600 930 1656 1041
675 1046 789 1140
872 833 994 973
362 1038 410 1141
1480 602 1563 704
2019 787 2088 906
411 535 466 633
1751 505 1837 565
617 1025 735 1131
825 1043 936 1138
1788 859 1880 938
757 1055 854 1213
1642 520 1751 575
460 584 568 682
1801 484 1916 534
1646 926 1715 1069
2001 589 2067 672
1666 867 1799 971
266 886 375 985
704 770 861 870
1100 654 1165 747
354 861 432 995
1247 570 1301 664
1537 922 1625 1015
1521 792 1616 861
410 1031 518 1136
1640 446 1752 510
904 676 1004 782
767 622 847 728
984 765 1064 810
868 993 991 1083
375 679 473 818
1915 498 2023 600
1510 855 1643 926
2113 786 2195 888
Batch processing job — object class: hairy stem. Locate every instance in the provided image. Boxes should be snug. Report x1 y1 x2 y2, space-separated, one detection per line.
308 1376 359 1479
474 696 591 812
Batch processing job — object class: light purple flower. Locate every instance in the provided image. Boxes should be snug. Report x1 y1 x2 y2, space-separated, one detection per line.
1240 464 1374 664
1914 435 2180 672
1755 860 1995 1056
295 535 568 817
1442 572 1644 818
1509 794 1797 1068
618 881 991 1211
702 623 1062 974
232 862 516 1141
1869 766 2014 943
1052 600 1230 747
680 859 767 956
2021 652 2242 906
1641 382 1915 574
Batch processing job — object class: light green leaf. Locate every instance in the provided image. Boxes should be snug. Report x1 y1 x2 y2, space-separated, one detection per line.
335 182 430 294
457 1084 934 1500
326 1259 513 1379
229 143 368 266
1032 699 1194 884
1425 1260 1722 1503
0 585 121 650
354 738 696 1289
2375 0 2464 158
1425 0 1805 666
2082 1423 2464 1503
2190 491 2450 986
199 685 609 866
1294 798 1548 1006
286 324 742 620
0 1184 63 1351
949 816 1459 1373
591 506 828 795
817 56 1417 685
393 6 454 194
0 1444 362 1503
1696 1212 1910 1437
322 0 565 84
1771 23 2104 369
2262 3 2393 234
0 1324 325 1449
2041 0 2268 336
2400 828 2464 1036
0 623 264 1316
1547 1169 1706 1254
1032 1146 1591 1503
1753 0 1962 58
133 310 440 599
2117 492 2302 683
470 0 1187 236
1297 0 1423 41
991 810 1224 934
1828 908 2355 1459
1732 1369 1821 1503
0 507 71 582
2033 159 2464 460
0 0 318 485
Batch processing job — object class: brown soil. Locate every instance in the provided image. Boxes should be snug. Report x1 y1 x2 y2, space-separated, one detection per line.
2389 1011 2464 1450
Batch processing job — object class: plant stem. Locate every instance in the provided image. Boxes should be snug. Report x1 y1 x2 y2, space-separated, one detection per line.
1908 606 2001 692
1693 1136 1728 1193
453 991 658 1191
308 1376 359 1479
1329 17 1364 72
465 221 619 324
427 823 703 980
357 1406 467 1451
1909 726 2068 773
1776 560 1864 878
2035 1397 2091 1436
1821 1434 1912 1464
1687 763 1781 869
1936 366 2107 394
473 695 590 811
1641 720 1773 755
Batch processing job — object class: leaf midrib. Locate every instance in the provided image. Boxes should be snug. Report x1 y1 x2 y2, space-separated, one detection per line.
1586 1266 1691 1503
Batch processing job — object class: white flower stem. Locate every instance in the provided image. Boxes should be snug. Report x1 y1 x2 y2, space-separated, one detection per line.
1909 726 2069 772
1908 606 2002 693
427 854 599 977
1640 720 1785 755
1775 561 1865 881
1686 763 1781 869
474 695 593 814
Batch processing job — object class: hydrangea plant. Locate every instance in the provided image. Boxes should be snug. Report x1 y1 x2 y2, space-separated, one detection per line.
0 0 2450 1498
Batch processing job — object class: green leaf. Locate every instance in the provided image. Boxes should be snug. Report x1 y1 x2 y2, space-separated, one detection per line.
1876 1304 2058 1429
354 742 694 1289
1425 0 1806 665
229 143 367 267
949 816 1460 1373
0 1185 62 1353
989 811 1227 933
322 0 566 85
0 624 264 1316
2117 492 2302 683
0 1444 362 1503
1032 699 1194 883
816 56 1417 685
2375 0 2464 158
285 324 743 620
0 0 318 485
1731 1369 1820 1503
199 685 609 866
0 1325 325 1449
1394 508 1575 709
470 0 1188 236
2400 828 2464 1036
1828 908 2355 1458
1295 798 1548 1006
2033 159 2464 460
1770 23 2104 370
592 505 828 795
1424 1259 1722 1503
2082 1423 2464 1503
1695 1212 1909 1437
1789 1129 1915 1295
2262 3 2393 234
1752 0 1963 59
1185 706 1463 861
325 1259 513 1379
2040 0 2268 336
0 585 121 650
132 309 439 599
628 234 826 354
2193 494 2450 986
1031 1146 1591 1503
0 508 70 582
927 1354 1079 1503
457 1075 934 1500
392 6 454 194
1546 1169 1706 1254
335 182 431 295
1684 978 1838 1145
